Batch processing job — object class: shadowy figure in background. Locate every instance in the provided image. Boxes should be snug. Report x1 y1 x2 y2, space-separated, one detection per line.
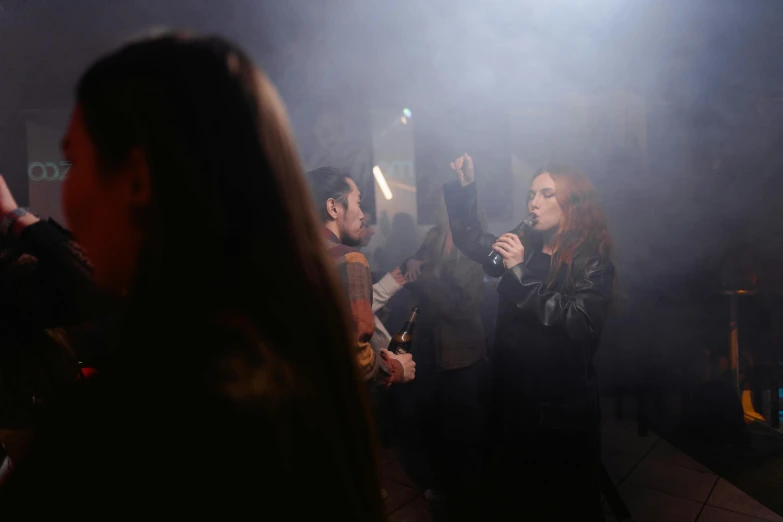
359 214 419 486
375 212 420 274
397 188 487 522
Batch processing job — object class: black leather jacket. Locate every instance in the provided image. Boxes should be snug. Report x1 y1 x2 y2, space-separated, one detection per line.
443 180 615 431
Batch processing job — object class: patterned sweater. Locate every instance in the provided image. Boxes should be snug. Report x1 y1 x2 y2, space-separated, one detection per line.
323 228 403 385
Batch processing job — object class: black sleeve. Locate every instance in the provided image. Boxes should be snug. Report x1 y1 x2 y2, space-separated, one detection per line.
4 219 110 327
442 180 497 265
497 256 615 343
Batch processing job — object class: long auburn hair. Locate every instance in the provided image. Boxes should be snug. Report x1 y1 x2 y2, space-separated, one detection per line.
75 35 384 519
526 165 615 290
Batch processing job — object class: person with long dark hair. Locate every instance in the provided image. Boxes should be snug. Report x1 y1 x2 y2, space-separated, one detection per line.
400 190 487 521
444 154 615 521
0 35 385 519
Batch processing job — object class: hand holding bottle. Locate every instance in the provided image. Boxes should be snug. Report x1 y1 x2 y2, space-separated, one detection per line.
492 233 525 270
380 350 416 384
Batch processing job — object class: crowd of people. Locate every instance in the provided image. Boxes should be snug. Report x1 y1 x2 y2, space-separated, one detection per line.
0 33 616 521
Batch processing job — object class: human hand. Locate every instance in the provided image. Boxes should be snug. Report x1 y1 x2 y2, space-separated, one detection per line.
402 258 424 283
0 175 39 236
390 266 407 286
380 349 416 384
492 233 525 270
0 175 19 215
449 153 474 186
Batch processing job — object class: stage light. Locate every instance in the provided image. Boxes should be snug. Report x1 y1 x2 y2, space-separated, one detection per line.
373 165 393 200
402 108 412 119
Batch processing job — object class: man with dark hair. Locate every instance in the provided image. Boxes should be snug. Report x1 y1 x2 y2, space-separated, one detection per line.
306 167 415 386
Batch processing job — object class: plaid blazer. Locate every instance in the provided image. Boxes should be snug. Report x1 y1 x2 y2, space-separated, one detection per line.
323 228 401 385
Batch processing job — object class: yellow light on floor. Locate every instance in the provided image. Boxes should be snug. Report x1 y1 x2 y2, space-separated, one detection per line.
373 165 393 200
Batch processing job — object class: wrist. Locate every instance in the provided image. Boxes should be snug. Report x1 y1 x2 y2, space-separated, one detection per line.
390 266 406 286
386 357 404 384
13 214 40 237
0 208 38 237
506 262 527 278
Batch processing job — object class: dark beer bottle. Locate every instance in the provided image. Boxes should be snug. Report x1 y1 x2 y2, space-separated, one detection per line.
388 307 419 355
483 213 535 278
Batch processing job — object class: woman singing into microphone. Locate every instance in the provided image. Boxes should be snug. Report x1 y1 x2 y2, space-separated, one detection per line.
443 154 615 521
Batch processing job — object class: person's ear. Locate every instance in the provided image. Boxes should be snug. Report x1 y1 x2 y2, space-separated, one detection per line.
122 147 151 227
326 198 340 220
125 147 151 207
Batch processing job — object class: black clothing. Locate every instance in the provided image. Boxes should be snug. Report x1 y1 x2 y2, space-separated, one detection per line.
0 221 381 520
444 180 614 521
0 219 112 429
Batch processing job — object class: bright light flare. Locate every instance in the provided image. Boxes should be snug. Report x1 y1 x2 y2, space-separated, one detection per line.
373 165 393 200
400 116 408 125
402 108 412 119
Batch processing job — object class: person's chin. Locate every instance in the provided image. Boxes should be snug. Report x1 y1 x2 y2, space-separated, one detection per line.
341 235 363 248
534 223 556 234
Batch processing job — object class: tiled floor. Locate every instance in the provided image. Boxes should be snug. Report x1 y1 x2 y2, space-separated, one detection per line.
380 417 783 521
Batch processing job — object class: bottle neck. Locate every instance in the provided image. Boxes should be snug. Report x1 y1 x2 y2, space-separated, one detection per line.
397 310 417 335
511 220 532 236
399 319 415 332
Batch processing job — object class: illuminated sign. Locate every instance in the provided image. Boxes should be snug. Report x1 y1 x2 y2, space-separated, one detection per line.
375 160 414 182
28 161 71 182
